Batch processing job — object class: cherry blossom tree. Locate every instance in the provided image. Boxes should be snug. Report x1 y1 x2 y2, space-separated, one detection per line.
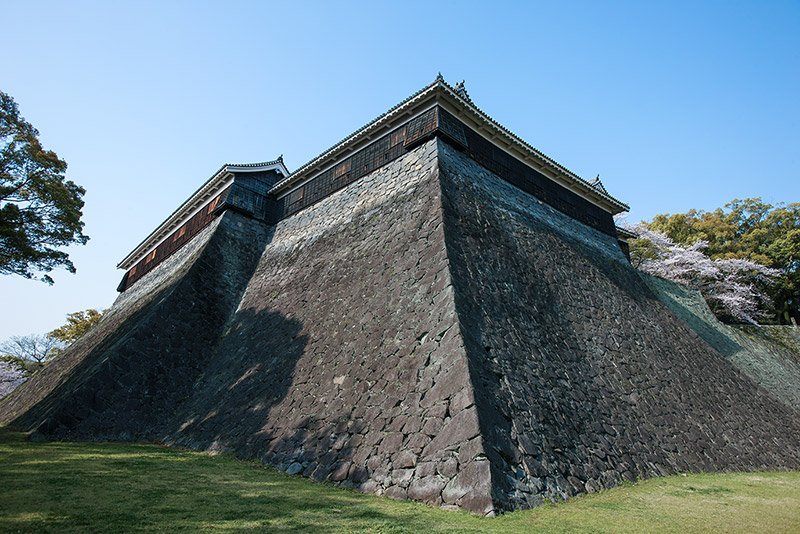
0 309 100 395
0 334 64 375
0 359 26 400
627 224 779 324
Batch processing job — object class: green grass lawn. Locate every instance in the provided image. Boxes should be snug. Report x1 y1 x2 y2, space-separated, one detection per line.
1 429 798 533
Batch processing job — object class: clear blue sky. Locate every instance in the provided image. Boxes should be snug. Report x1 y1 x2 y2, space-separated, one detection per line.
1 0 798 340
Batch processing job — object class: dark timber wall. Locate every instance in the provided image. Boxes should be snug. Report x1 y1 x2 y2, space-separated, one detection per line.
2 138 799 515
119 187 232 291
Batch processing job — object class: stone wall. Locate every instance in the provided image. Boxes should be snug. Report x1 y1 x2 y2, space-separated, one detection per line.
2 140 497 514
437 140 800 510
0 217 222 427
4 137 799 516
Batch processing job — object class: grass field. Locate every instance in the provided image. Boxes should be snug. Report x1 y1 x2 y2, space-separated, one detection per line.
1 430 798 533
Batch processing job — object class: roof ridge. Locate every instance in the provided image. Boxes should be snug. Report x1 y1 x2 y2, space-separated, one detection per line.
269 75 629 212
270 75 444 191
226 156 286 169
589 174 609 194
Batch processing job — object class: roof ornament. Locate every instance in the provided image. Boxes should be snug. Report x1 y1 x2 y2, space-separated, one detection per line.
435 72 445 83
589 174 609 194
453 80 473 103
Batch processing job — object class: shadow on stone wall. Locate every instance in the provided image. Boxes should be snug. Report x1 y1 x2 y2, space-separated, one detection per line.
437 139 800 511
4 212 272 441
640 275 743 358
641 273 800 410
441 173 629 509
166 308 308 456
164 305 381 488
6 275 189 438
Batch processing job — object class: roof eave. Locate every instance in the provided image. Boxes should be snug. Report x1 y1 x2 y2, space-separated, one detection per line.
616 226 639 240
270 79 629 214
433 83 630 214
117 158 288 269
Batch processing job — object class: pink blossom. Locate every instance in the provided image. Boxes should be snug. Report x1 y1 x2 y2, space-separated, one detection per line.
626 224 777 324
0 360 26 400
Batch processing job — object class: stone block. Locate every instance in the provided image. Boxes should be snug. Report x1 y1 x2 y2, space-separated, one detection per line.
407 475 446 503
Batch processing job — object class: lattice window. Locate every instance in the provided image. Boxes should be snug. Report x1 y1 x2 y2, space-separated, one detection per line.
207 196 220 214
288 187 304 205
389 128 406 147
334 160 351 178
405 108 437 146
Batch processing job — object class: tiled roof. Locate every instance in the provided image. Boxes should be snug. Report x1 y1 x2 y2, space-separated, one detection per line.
117 158 288 269
616 226 639 240
119 76 632 270
270 75 629 214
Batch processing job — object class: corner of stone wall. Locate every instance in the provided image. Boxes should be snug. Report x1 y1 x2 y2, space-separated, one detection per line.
147 139 499 516
400 138 496 515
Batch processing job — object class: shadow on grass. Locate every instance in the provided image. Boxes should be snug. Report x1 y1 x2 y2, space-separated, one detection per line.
0 430 424 532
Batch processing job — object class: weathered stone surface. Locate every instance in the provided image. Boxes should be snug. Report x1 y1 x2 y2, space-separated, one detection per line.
393 449 417 469
421 407 480 459
439 457 459 479
390 468 415 488
384 486 408 500
407 475 447 503
330 462 351 481
441 459 493 514
378 433 404 455
286 462 303 475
